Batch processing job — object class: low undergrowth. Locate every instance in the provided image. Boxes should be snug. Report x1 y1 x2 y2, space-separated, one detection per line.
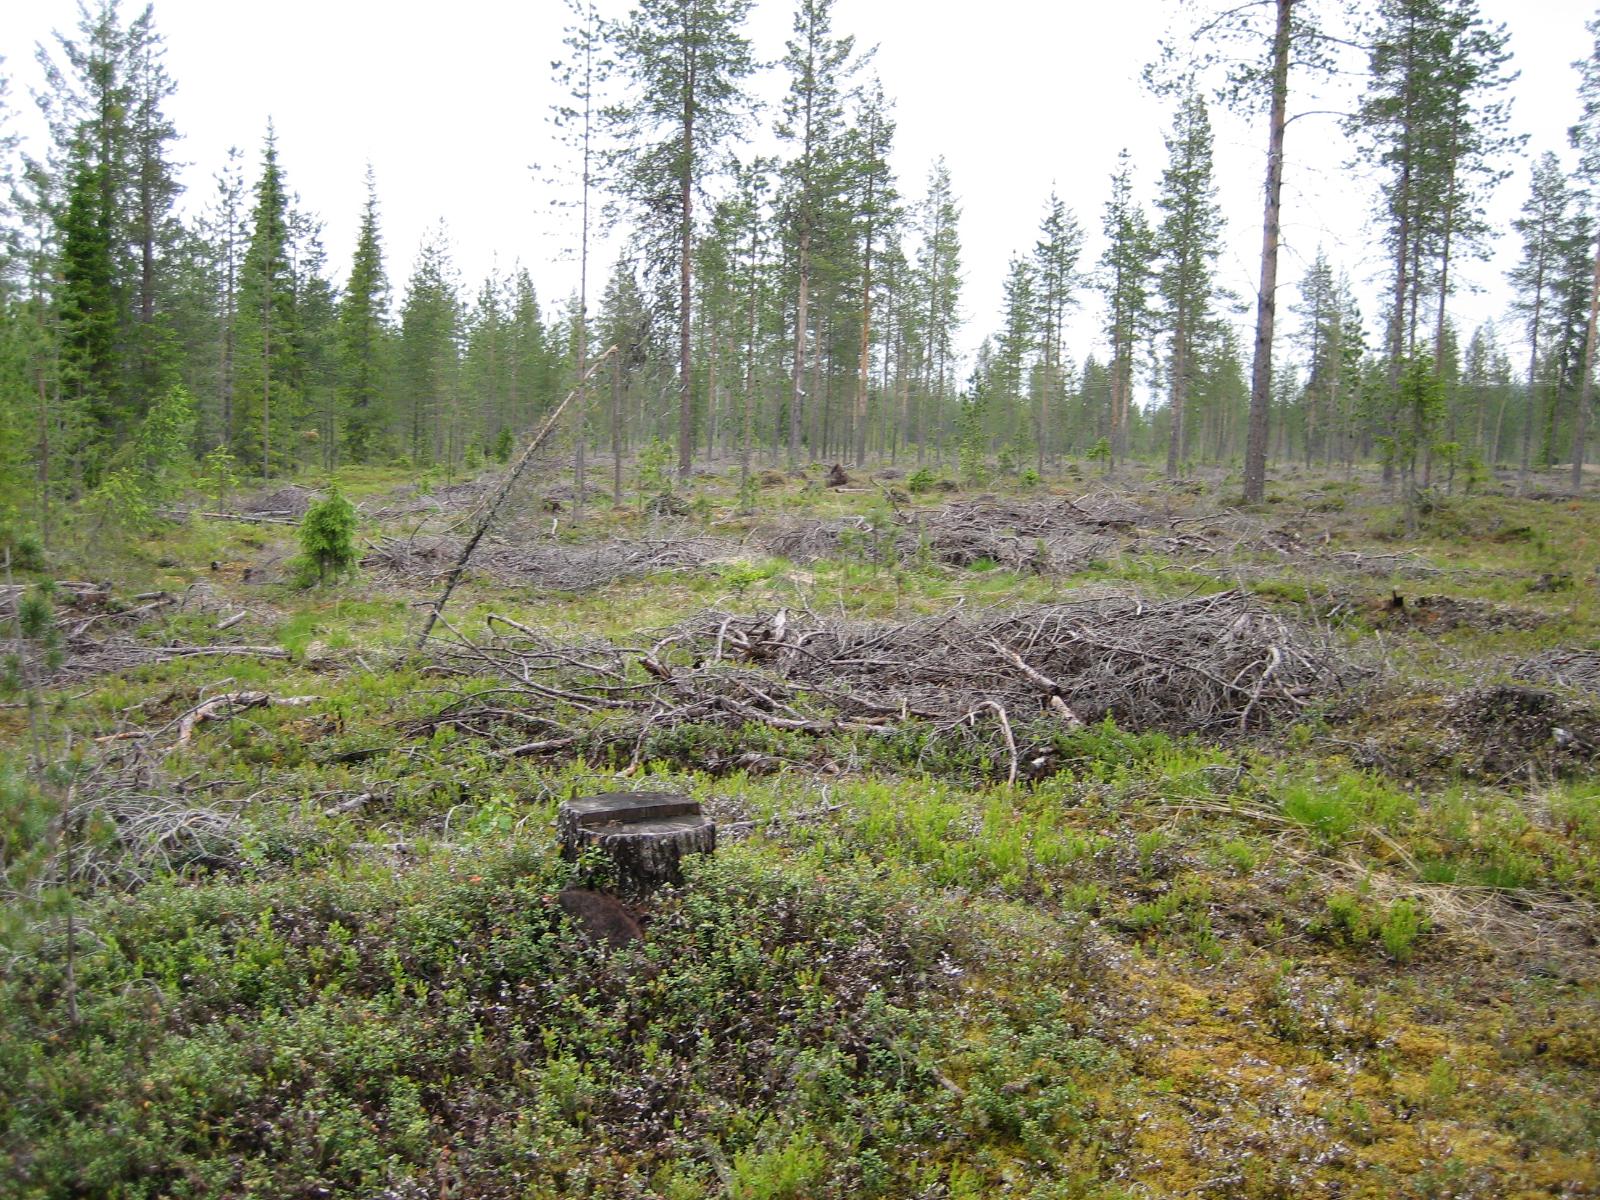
3 464 1599 1197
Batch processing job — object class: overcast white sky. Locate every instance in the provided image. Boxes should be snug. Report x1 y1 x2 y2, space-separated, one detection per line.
0 0 1592 375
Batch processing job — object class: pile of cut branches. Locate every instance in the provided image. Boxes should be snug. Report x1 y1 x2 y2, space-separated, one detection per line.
420 590 1360 777
761 496 1132 573
2 582 284 682
1514 648 1600 697
365 533 728 591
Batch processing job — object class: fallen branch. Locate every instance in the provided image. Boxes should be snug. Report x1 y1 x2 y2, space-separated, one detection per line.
111 691 322 749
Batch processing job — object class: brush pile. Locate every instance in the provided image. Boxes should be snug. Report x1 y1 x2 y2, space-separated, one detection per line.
1514 648 1600 696
422 590 1360 774
364 533 728 591
762 494 1151 573
1 582 283 682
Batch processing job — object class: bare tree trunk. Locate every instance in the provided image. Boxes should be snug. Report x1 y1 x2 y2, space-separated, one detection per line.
611 354 623 507
854 222 874 467
1521 268 1547 496
1243 0 1292 504
677 45 697 483
1573 234 1600 494
1167 315 1188 479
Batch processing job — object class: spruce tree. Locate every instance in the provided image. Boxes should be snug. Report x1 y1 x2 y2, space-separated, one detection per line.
57 152 119 486
38 1 183 422
290 210 339 468
339 167 391 463
397 226 462 468
1155 92 1224 478
234 126 298 478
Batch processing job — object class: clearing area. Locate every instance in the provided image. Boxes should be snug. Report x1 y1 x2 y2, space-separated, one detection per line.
4 459 1598 1199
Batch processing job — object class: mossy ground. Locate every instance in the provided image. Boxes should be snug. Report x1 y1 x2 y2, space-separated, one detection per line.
3 457 1597 1198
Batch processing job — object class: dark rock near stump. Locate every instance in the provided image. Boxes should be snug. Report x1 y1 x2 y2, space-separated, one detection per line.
557 790 717 894
556 888 644 949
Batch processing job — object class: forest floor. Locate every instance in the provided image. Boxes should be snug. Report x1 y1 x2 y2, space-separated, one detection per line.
3 456 1598 1199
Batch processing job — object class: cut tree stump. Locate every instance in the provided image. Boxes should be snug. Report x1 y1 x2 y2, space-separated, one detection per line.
557 791 716 894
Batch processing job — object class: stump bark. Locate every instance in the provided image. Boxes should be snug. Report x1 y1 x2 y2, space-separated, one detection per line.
557 791 716 894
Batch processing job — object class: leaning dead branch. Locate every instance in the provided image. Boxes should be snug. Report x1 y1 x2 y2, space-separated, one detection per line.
413 344 619 650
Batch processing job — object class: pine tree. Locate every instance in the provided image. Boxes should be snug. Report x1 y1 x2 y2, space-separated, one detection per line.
122 4 181 402
553 0 607 508
339 167 391 463
915 158 962 465
1155 91 1224 478
1352 0 1518 429
1509 152 1573 490
192 147 246 452
1100 151 1154 470
1032 191 1082 472
1570 11 1600 491
776 0 857 466
848 77 896 467
606 0 756 481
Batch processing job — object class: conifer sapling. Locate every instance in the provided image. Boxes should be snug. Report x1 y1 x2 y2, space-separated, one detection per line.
296 489 359 586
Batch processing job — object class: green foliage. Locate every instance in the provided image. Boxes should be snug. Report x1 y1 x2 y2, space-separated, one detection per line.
1379 897 1425 963
906 467 937 494
294 489 359 586
729 1127 827 1200
198 443 239 510
492 426 515 463
84 385 198 532
1280 771 1413 850
1315 890 1427 962
0 843 962 1197
0 530 45 574
636 438 674 500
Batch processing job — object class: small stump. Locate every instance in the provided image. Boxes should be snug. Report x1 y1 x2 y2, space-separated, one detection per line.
557 791 716 894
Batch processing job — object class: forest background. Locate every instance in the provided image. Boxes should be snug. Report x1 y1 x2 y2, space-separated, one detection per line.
0 0 1598 541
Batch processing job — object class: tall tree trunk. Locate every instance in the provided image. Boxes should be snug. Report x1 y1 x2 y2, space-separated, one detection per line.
854 210 874 468
1243 0 1292 504
262 264 272 480
790 235 810 467
1521 268 1546 495
1574 234 1600 494
677 45 697 482
611 353 623 507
